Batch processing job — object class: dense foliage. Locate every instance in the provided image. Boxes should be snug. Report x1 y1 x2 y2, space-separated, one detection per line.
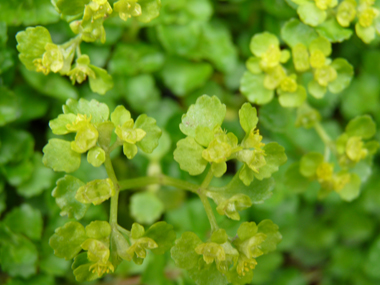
1 0 380 284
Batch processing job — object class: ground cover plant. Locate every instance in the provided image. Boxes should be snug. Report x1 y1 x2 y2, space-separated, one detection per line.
1 0 380 284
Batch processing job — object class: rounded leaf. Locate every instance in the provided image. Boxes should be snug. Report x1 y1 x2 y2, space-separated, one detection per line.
42 139 81 173
240 72 274 105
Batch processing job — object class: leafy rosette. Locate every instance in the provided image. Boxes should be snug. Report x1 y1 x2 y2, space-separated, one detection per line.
240 32 307 108
292 0 338 27
171 221 281 285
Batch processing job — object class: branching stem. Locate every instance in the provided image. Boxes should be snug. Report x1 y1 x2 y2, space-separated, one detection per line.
104 153 120 226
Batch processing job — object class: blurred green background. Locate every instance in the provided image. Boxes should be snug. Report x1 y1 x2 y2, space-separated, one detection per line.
1 0 380 284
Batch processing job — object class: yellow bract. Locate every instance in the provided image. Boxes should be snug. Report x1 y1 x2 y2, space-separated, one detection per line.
358 6 379 27
292 43 310 72
260 44 282 70
337 0 357 27
310 50 326 69
115 119 146 144
81 239 115 277
314 65 337 87
316 162 334 182
236 255 257 277
195 242 226 264
280 76 298 93
114 0 142 21
346 136 368 162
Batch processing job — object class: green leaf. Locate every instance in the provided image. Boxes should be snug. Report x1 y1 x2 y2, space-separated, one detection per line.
297 2 326 27
346 115 376 139
0 224 38 278
123 142 138 159
174 137 207 175
49 221 87 260
308 79 327 99
135 114 162 153
4 204 43 240
355 23 376 44
63 98 110 124
240 72 274 105
180 95 226 137
284 162 311 193
75 178 115 205
85 221 111 239
136 0 161 23
278 85 307 108
257 219 282 254
52 175 89 220
145 221 176 255
131 192 164 224
16 26 52 71
364 235 380 278
254 142 287 180
338 173 361 201
299 152 324 177
328 58 354 94
239 103 258 133
160 57 213 96
49 114 77 135
87 146 106 167
56 0 89 16
88 65 114 95
0 87 19 126
211 162 227 178
281 18 319 48
171 231 202 270
1 159 34 186
0 128 34 165
110 105 131 127
316 18 353 43
188 263 228 285
42 139 81 173
249 32 279 57
72 253 99 282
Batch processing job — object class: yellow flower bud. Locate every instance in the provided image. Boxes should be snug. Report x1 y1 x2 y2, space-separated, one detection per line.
358 6 379 28
337 0 357 27
260 44 282 70
346 136 368 162
292 43 310 72
314 65 337 87
316 162 334 181
310 50 326 69
280 76 298 93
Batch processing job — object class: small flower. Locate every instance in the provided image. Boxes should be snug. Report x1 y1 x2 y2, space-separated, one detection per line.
68 55 96 84
114 0 142 21
81 239 114 277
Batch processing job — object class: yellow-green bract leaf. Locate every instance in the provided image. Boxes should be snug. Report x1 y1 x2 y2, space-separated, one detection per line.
239 103 258 134
278 85 307 108
281 19 319 48
338 173 361 201
309 36 331 56
211 162 227 178
355 22 376 44
297 2 326 27
49 113 77 135
300 152 324 177
316 18 353 43
239 164 254 186
49 221 87 260
75 178 115 205
123 142 138 159
87 146 106 167
52 175 89 220
308 79 327 99
240 72 274 105
145 221 176 255
171 231 202 270
346 115 376 139
257 219 282 254
3 204 42 241
249 32 279 57
111 105 131 127
195 126 214 147
72 253 99 282
135 114 162 153
63 98 109 124
180 95 226 137
88 65 114 95
246 57 262 74
188 263 228 285
284 162 312 193
254 143 287 180
328 58 354 94
216 194 252 220
174 137 207 175
85 221 111 240
16 26 52 71
56 0 89 16
131 192 164 225
42 139 81 173
136 0 161 23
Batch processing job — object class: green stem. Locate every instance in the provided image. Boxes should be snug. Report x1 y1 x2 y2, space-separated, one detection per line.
117 225 130 237
314 122 335 160
118 175 200 193
198 169 219 232
104 153 120 226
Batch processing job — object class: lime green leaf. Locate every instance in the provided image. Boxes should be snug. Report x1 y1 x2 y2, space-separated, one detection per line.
355 23 376 44
297 2 326 27
42 139 81 173
87 146 105 167
284 162 312 193
254 143 287 180
97 122 114 149
52 175 88 220
346 115 376 139
171 231 202 270
123 142 138 159
239 164 254 186
0 128 34 165
72 253 99 282
239 103 258 133
88 65 114 95
278 85 307 108
0 87 19 126
131 192 164 224
135 114 162 153
174 137 207 175
188 263 228 285
136 0 161 23
180 95 226 137
211 162 227 178
0 224 38 278
4 204 42 240
56 0 89 16
328 58 354 94
111 105 131 127
338 173 361 201
240 72 274 105
309 36 331 56
49 221 87 260
308 79 327 99
257 219 282 254
161 57 213 96
195 126 214 147
281 18 319 47
85 221 111 240
1 159 34 186
49 114 77 135
16 26 52 71
316 18 353 43
216 194 252 220
75 178 115 205
246 57 262 74
249 32 279 57
300 152 324 177
63 98 109 124
145 221 176 255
